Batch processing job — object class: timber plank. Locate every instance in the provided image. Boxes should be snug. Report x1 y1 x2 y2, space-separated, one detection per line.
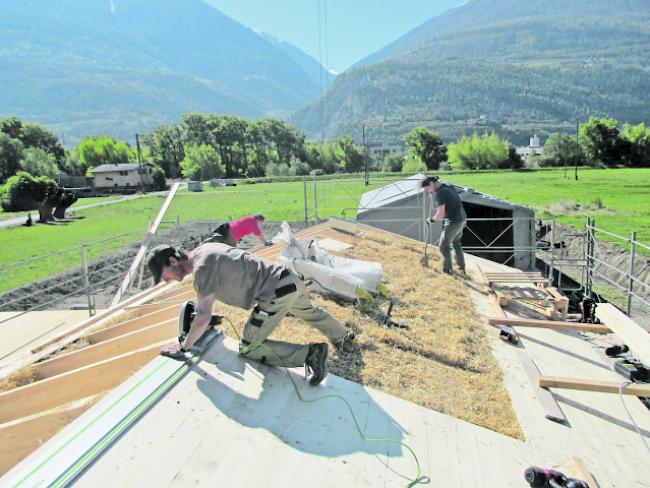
0 343 165 424
596 303 650 365
538 376 650 396
33 320 177 379
488 317 610 334
85 305 178 344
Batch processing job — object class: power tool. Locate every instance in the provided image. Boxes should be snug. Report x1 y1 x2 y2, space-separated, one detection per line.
178 300 224 353
614 358 650 382
525 466 589 488
380 301 409 329
499 325 519 344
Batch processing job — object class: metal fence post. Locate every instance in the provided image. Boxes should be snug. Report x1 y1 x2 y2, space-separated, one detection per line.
81 242 95 317
627 231 637 316
303 176 309 224
313 173 319 222
548 219 555 282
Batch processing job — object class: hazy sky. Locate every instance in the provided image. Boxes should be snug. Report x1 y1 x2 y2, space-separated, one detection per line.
203 0 464 73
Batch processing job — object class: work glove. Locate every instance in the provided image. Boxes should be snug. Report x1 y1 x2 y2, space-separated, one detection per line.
264 240 273 246
427 217 435 224
160 342 190 361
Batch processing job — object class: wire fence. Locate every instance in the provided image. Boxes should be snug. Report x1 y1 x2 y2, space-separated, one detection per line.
1 176 649 331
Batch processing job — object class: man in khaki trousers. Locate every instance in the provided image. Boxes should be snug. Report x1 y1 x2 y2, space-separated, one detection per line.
147 242 354 385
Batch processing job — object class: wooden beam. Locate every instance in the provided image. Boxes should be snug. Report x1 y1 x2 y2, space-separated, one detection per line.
0 342 164 424
33 320 177 379
85 305 178 344
327 217 359 236
596 303 650 365
488 292 568 424
538 376 650 396
0 396 100 477
568 456 600 488
30 282 168 354
111 182 180 306
515 350 567 424
487 317 610 334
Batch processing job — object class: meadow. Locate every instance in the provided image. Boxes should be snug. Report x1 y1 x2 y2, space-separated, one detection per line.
1 168 648 293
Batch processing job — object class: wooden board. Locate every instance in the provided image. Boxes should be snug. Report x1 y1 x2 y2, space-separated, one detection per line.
596 303 650 365
488 317 610 334
0 396 100 477
0 343 165 424
568 456 601 488
515 350 567 424
538 376 650 396
33 320 177 379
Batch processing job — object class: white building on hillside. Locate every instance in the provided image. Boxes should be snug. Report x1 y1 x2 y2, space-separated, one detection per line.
90 163 154 192
516 134 544 160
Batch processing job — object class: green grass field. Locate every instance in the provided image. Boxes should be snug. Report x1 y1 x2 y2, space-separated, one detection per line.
439 167 650 244
0 195 124 221
1 168 648 293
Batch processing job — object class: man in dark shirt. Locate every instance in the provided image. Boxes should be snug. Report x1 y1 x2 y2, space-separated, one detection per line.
420 176 467 275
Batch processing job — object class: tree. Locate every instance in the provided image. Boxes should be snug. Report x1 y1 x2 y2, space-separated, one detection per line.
76 136 133 170
401 155 427 173
143 125 185 177
0 133 24 183
447 132 510 169
1 117 66 168
19 147 59 177
0 171 57 212
180 144 224 180
541 133 581 167
381 153 404 172
403 128 446 170
622 122 650 167
579 116 624 167
336 136 364 173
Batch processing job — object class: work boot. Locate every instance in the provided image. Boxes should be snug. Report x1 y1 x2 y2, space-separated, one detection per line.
304 343 329 386
333 327 356 353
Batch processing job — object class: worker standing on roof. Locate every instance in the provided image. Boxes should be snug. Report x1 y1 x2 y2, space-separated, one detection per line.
420 176 467 275
214 213 272 247
147 243 355 386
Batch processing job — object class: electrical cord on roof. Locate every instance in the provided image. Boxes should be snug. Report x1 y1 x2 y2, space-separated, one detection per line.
225 316 427 487
618 380 650 456
583 335 650 456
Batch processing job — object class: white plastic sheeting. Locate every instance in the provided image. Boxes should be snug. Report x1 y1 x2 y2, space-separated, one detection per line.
273 222 382 299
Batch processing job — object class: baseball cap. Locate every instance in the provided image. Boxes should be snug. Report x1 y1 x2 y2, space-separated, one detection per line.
147 245 179 284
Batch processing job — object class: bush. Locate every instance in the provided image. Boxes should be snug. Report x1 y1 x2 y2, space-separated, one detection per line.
0 171 58 211
151 166 168 191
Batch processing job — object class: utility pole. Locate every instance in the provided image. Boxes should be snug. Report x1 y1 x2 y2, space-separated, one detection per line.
135 133 146 193
362 123 369 186
574 119 579 181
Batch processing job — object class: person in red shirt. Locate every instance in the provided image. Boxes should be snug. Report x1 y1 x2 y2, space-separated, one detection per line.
215 213 272 247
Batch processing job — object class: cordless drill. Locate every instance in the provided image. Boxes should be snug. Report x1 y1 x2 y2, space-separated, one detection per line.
525 466 589 488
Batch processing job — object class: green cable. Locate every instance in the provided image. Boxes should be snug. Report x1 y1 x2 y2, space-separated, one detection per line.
229 317 425 488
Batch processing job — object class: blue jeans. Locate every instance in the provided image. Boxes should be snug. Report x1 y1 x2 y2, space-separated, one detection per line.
440 220 466 273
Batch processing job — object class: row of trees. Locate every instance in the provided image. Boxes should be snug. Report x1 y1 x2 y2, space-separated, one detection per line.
2 114 649 193
537 117 650 168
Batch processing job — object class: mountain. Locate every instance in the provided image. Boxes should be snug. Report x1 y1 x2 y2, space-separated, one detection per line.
0 0 331 144
291 0 650 146
258 32 335 90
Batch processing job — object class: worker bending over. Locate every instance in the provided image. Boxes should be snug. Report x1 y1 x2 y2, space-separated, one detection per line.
147 243 355 385
215 213 271 247
421 176 467 275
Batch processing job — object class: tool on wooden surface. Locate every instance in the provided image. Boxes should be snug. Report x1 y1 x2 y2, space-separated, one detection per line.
525 466 589 488
499 325 519 344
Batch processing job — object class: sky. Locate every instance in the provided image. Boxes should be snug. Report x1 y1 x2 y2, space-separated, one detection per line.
203 0 465 73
